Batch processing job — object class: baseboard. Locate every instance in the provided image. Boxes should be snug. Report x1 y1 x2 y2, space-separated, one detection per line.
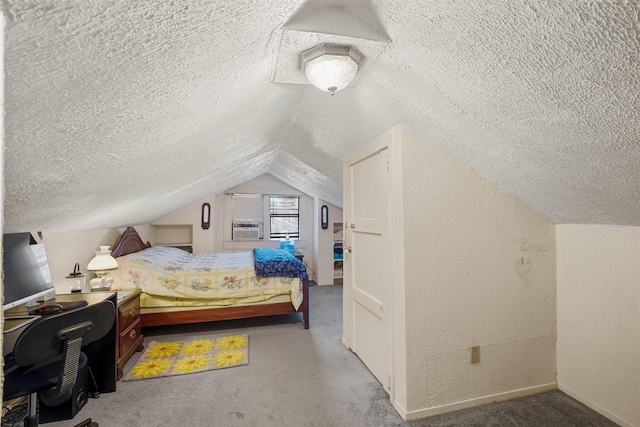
558 383 637 427
393 398 408 420
405 382 558 421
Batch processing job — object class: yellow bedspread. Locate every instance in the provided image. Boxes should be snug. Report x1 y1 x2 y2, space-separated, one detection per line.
110 247 303 310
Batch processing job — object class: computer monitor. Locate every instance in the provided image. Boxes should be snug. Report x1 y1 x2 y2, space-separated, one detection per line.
2 232 55 311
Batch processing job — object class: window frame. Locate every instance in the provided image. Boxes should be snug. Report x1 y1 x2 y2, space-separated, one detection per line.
268 195 300 240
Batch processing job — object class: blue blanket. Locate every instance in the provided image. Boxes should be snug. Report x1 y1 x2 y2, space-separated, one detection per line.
253 248 308 280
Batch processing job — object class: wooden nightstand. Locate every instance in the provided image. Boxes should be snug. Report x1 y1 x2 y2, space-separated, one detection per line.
116 289 144 380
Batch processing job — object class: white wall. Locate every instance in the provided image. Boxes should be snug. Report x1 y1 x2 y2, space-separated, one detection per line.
556 225 640 427
398 124 557 418
214 174 316 273
152 196 215 253
43 225 153 294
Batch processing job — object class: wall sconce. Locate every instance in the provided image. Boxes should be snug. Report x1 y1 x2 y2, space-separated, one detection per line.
321 205 329 230
201 202 211 230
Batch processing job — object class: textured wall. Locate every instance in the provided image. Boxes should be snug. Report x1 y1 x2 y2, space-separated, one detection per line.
557 225 640 427
398 125 557 416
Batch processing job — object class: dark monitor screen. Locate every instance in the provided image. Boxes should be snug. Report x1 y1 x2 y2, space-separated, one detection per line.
3 232 55 311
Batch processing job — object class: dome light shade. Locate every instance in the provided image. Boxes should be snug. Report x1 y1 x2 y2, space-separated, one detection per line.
299 44 364 95
87 246 118 271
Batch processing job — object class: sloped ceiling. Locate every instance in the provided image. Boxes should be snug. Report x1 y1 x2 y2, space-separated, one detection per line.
3 0 640 232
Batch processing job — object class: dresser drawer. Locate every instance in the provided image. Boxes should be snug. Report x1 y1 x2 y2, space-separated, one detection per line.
116 289 144 380
118 297 140 331
119 317 142 357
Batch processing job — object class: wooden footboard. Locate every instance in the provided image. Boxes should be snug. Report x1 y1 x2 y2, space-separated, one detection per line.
141 278 310 329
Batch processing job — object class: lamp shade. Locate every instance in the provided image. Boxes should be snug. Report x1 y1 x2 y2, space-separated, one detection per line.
87 246 118 272
299 44 364 95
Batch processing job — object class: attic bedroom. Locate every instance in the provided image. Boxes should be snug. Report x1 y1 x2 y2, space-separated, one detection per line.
1 1 639 427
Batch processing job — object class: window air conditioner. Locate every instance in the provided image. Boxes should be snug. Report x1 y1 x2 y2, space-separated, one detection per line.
232 221 263 240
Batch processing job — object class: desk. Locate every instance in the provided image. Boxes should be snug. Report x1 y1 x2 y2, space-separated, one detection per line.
3 292 118 393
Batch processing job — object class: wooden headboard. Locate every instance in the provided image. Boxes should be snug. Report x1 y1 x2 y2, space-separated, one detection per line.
111 226 152 257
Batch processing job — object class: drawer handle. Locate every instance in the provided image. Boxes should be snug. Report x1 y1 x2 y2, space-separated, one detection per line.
129 309 137 317
129 329 137 339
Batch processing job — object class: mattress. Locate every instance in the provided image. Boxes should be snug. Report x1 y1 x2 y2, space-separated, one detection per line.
110 247 303 310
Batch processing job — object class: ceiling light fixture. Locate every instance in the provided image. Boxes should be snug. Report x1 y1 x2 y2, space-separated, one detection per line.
299 43 364 95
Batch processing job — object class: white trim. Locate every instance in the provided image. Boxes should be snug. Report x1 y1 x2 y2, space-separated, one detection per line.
558 383 637 427
393 399 408 420
405 383 558 421
389 126 406 408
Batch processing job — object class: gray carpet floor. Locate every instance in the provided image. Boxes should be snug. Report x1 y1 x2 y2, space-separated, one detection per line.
43 285 617 427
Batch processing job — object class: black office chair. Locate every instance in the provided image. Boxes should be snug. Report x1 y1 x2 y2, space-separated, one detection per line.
3 300 115 427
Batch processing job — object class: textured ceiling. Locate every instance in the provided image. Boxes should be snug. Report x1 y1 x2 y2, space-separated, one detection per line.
3 0 640 232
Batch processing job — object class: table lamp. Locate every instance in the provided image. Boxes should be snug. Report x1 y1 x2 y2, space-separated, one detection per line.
87 246 118 291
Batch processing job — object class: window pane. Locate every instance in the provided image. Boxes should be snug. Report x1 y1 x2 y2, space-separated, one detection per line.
270 196 298 213
270 197 299 239
270 217 299 239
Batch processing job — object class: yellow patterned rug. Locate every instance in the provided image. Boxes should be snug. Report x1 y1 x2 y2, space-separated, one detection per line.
123 334 249 381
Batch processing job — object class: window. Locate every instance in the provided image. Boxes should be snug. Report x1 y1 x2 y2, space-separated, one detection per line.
231 194 264 240
231 194 263 221
270 196 299 239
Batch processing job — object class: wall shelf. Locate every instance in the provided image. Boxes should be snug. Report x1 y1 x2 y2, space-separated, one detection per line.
151 224 193 252
333 223 343 284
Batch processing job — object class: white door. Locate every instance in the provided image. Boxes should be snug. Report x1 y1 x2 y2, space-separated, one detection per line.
343 146 392 393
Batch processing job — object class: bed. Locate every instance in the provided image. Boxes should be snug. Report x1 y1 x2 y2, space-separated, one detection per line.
109 226 309 329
